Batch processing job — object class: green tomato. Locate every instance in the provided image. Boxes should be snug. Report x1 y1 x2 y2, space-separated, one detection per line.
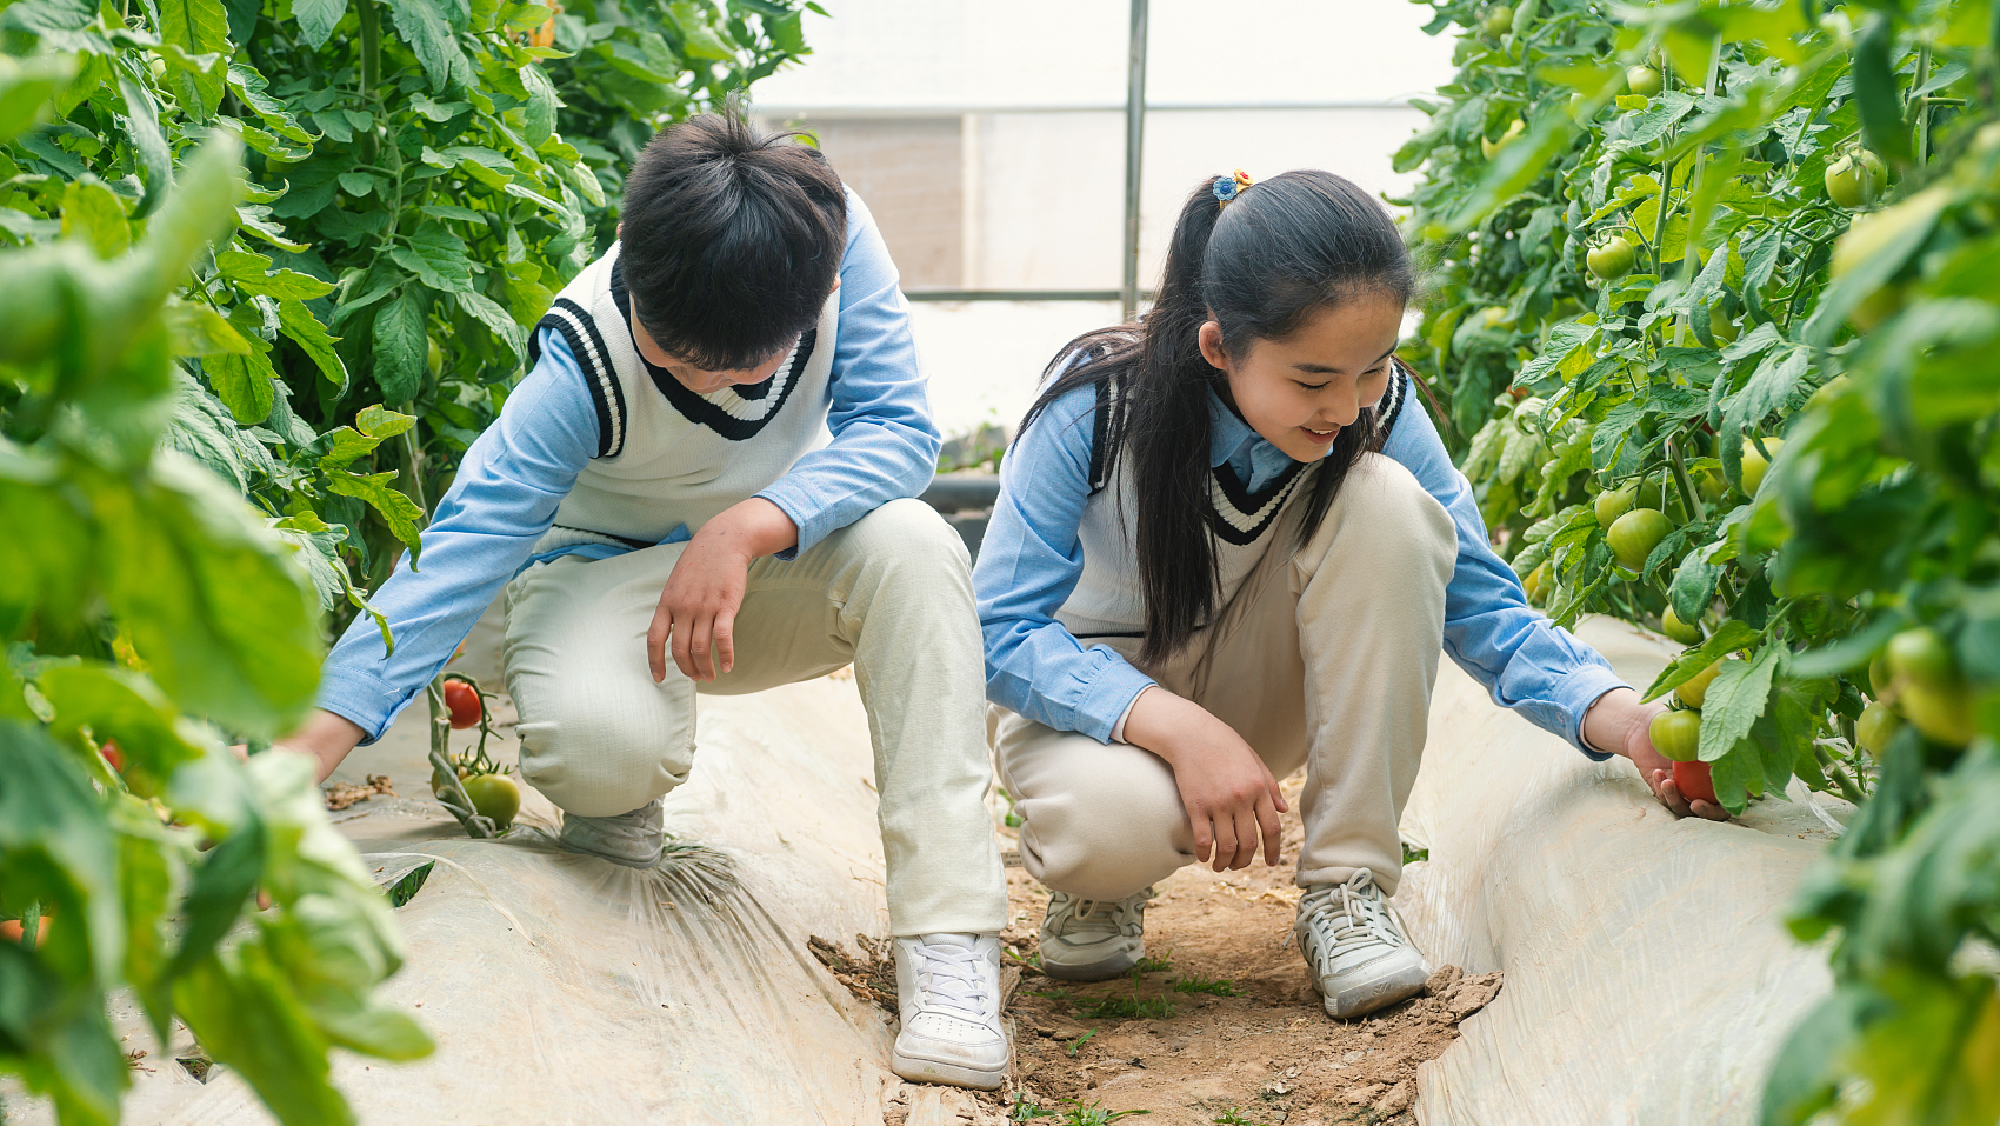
1825 150 1887 209
1483 5 1514 35
1480 119 1526 160
427 336 444 379
1522 562 1548 605
1900 682 1977 746
1650 710 1702 762
1587 235 1636 280
1740 437 1783 495
462 773 521 831
1856 702 1901 754
1608 508 1673 572
1626 65 1663 97
1661 606 1704 645
1594 482 1638 526
1696 469 1727 502
1676 661 1722 709
1886 627 1958 691
148 56 167 80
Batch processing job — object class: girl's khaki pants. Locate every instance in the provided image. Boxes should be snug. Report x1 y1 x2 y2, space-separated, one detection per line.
502 498 1009 938
992 453 1457 901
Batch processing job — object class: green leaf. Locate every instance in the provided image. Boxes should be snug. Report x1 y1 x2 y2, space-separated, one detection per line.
226 62 314 143
115 71 174 218
389 0 471 91
277 299 349 392
1698 644 1781 762
167 301 253 356
99 452 324 735
159 0 233 119
1643 619 1759 702
205 348 278 425
167 813 265 982
1811 187 1949 345
1668 542 1723 626
667 0 734 59
325 468 424 563
292 0 347 49
518 59 556 147
454 288 526 361
0 54 77 145
337 170 377 198
370 291 428 403
218 249 338 300
1851 12 1912 166
355 404 417 439
389 226 472 291
61 178 131 259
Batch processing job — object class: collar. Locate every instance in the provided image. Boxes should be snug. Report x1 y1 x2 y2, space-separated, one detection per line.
1206 386 1262 469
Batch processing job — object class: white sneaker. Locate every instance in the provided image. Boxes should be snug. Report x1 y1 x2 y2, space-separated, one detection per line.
1038 887 1152 981
891 933 1008 1090
557 799 663 867
1295 869 1429 1019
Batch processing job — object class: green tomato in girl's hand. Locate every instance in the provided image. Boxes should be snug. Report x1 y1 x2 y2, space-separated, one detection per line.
1650 709 1702 762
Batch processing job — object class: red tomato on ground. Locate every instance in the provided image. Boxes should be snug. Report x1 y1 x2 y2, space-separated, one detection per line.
443 679 481 729
1673 760 1717 806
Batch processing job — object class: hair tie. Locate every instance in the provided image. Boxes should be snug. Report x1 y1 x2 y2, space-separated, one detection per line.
1212 169 1255 209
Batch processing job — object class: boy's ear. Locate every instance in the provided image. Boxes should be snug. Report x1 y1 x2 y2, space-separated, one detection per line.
1197 320 1230 371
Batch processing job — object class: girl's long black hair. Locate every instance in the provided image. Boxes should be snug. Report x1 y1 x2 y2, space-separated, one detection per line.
1019 170 1416 664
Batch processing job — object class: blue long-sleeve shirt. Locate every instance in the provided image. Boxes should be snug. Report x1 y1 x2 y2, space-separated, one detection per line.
973 379 1629 757
317 191 937 742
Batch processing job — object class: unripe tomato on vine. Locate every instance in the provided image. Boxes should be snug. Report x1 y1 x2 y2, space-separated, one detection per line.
1650 709 1702 762
1483 5 1513 36
1626 65 1663 97
1825 150 1887 209
1587 234 1636 280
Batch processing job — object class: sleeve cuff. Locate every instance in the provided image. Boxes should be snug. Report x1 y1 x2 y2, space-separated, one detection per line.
754 481 830 560
1109 685 1151 744
314 668 417 746
1072 659 1157 744
1559 666 1634 761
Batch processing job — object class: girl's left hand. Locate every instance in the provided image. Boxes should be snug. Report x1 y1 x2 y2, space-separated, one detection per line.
1583 688 1729 820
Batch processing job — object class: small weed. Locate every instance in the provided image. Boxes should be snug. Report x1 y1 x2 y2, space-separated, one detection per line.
1028 987 1073 1002
1401 840 1430 864
1212 1110 1260 1126
1010 1092 1056 1120
1007 946 1046 972
1058 1100 1150 1125
1065 1028 1097 1057
1130 955 1174 974
1074 994 1176 1020
1170 974 1240 997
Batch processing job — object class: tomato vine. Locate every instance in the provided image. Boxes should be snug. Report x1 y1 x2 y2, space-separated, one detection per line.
1401 1 1999 1119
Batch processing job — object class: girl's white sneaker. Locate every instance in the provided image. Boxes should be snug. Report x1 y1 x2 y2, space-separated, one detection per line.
1294 868 1429 1019
1037 887 1153 981
891 933 1008 1089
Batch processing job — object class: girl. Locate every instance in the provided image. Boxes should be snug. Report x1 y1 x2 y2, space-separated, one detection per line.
974 169 1721 1020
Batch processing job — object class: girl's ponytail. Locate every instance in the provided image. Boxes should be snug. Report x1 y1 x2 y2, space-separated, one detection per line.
1020 170 1413 663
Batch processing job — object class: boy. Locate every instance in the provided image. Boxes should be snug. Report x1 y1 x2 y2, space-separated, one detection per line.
274 113 1012 1090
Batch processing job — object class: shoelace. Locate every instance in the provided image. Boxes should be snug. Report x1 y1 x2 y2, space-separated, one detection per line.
1049 889 1147 938
1298 871 1406 965
911 941 990 1024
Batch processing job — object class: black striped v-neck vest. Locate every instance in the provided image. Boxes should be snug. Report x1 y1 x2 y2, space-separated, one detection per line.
522 243 840 549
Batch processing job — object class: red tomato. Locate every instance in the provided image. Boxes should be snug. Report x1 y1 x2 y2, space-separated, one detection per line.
101 739 124 773
1673 759 1717 806
443 679 482 729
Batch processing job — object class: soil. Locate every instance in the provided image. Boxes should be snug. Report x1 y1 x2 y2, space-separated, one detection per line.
884 772 1500 1126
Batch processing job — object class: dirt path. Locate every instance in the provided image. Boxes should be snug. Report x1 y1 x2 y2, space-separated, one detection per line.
874 773 1501 1126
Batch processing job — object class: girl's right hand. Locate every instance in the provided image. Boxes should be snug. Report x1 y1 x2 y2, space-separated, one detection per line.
1122 688 1289 872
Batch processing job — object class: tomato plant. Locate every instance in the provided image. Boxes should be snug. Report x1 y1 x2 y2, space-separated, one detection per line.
1399 0 1999 1119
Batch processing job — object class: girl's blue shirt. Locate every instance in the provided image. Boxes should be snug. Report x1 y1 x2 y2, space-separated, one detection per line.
315 191 939 743
973 380 1630 758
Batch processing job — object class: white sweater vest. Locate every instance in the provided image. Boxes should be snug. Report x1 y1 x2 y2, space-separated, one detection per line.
1055 363 1411 638
525 243 840 550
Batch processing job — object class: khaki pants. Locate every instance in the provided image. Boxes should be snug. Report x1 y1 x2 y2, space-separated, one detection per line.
992 454 1456 900
502 498 1009 937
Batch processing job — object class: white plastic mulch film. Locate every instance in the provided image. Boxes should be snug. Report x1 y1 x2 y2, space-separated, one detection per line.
1399 616 1850 1126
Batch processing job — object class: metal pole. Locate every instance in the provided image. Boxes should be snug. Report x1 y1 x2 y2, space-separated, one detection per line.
1120 0 1149 323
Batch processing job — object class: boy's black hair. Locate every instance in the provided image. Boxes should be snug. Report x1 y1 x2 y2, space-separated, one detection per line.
1019 170 1415 663
619 112 847 373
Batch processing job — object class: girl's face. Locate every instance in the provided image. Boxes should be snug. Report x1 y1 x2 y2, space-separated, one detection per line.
1199 296 1405 464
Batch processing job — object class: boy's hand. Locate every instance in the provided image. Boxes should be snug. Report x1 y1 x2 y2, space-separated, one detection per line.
648 498 798 683
1584 687 1729 821
1122 688 1290 872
